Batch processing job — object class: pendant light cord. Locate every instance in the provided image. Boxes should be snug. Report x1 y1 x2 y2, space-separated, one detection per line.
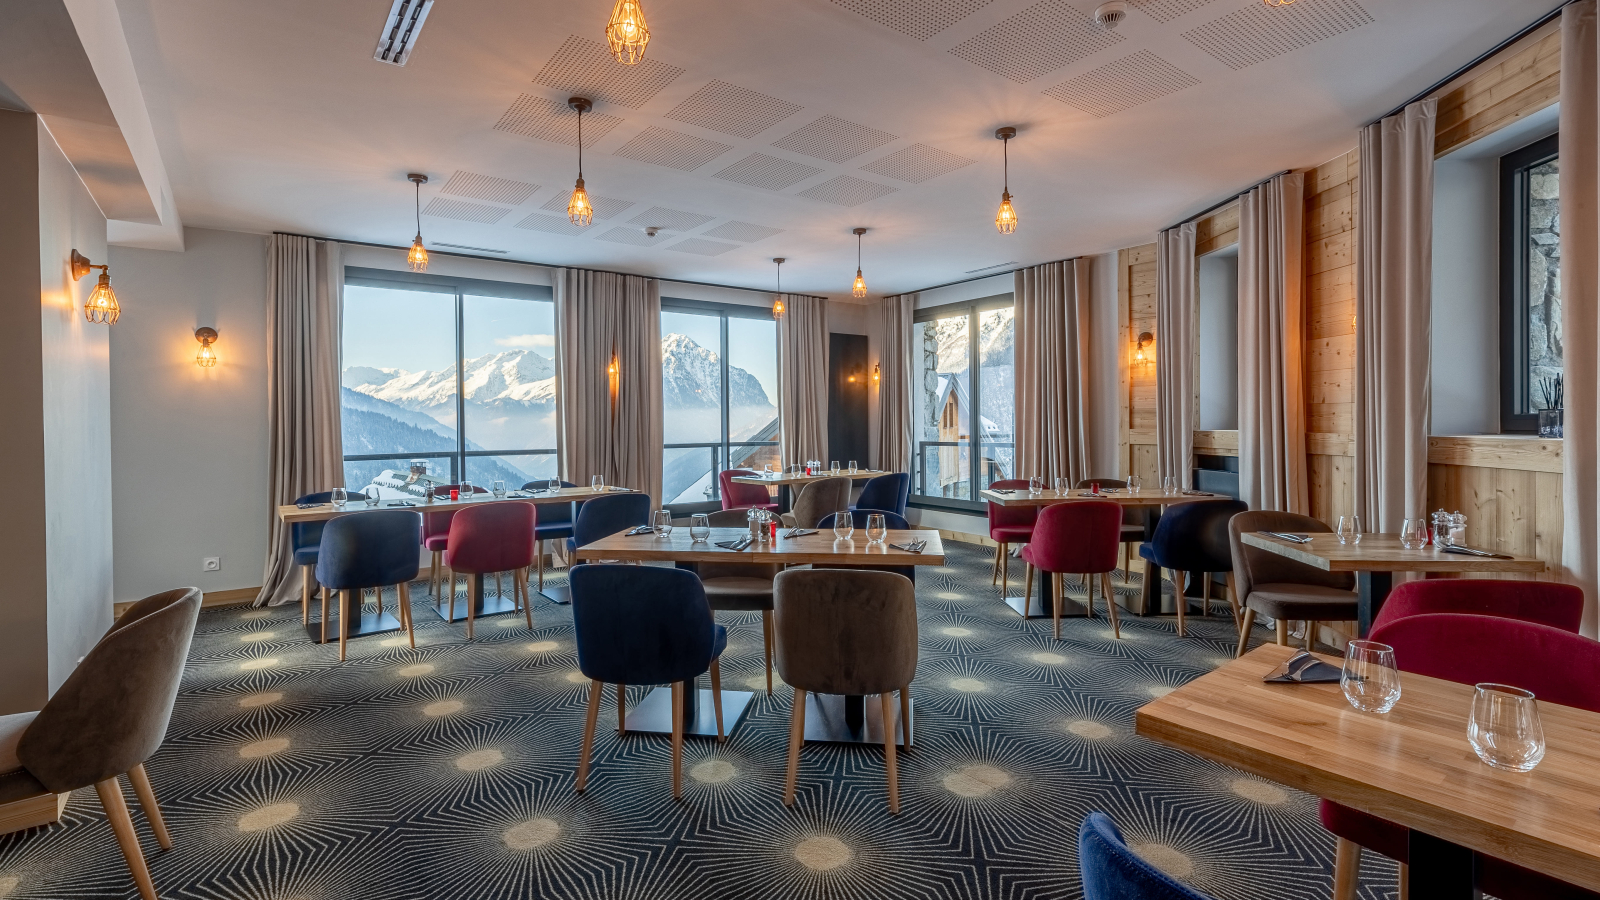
576 107 584 179
1002 136 1009 194
414 178 421 234
776 259 782 293
857 232 862 269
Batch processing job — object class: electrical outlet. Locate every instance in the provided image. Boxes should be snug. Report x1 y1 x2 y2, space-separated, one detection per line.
202 557 221 572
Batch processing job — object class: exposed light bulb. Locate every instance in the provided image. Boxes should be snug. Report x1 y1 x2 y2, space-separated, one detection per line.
995 192 1018 235
606 0 651 65
195 327 218 368
408 234 429 272
853 269 867 298
85 271 120 324
773 297 785 317
568 178 593 226
1264 0 1295 6
772 257 786 319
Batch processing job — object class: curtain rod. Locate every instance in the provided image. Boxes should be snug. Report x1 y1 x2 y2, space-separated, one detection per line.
271 231 828 301
1161 170 1289 234
895 254 1083 298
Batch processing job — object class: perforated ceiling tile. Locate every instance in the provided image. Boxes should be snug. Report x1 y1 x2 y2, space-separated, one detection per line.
532 35 684 109
702 221 784 242
494 94 622 146
797 175 899 207
858 143 975 183
627 206 717 231
1044 50 1199 117
1184 0 1374 70
1129 0 1218 24
595 226 664 246
771 115 900 164
513 213 590 236
668 238 739 256
612 126 733 171
440 171 539 205
538 193 635 219
712 153 824 191
422 197 510 224
664 81 803 139
829 0 995 40
949 0 1123 84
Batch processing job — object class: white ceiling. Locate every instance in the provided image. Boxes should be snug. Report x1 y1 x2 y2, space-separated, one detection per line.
111 0 1559 298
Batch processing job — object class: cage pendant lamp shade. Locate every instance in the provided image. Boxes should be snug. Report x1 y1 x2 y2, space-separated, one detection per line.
852 269 867 298
772 257 786 319
605 0 650 65
995 192 1017 234
195 327 218 368
995 126 1017 235
86 271 119 324
407 173 429 272
568 177 593 226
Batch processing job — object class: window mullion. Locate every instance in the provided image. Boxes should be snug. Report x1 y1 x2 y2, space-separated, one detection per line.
969 306 980 500
455 290 465 482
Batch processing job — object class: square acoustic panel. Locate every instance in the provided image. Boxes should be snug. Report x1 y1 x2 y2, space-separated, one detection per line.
829 0 995 41
494 94 622 147
440 171 539 205
771 115 899 164
422 197 509 224
1044 51 1199 118
701 221 784 243
713 153 824 191
533 35 684 109
539 193 635 219
859 143 974 183
950 0 1123 84
628 206 716 232
668 238 739 257
1129 0 1217 24
1184 0 1374 70
514 213 590 236
594 226 662 246
797 175 898 207
664 81 802 139
613 126 733 171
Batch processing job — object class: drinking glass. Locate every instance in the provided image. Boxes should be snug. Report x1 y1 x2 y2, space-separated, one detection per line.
1162 475 1176 495
831 460 840 474
461 480 475 501
591 475 603 490
1341 640 1402 714
848 460 858 473
1399 518 1426 550
832 511 854 539
1468 683 1546 772
1127 475 1142 494
689 513 711 543
364 487 380 508
1054 477 1070 494
1337 515 1362 545
866 513 887 544
548 477 560 493
1028 476 1044 494
492 480 507 499
652 509 673 536
332 487 347 509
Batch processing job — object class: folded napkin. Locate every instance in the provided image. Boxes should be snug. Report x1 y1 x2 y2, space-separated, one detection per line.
1180 490 1212 496
784 529 818 538
1440 545 1513 560
1264 651 1342 684
889 541 927 554
1260 531 1312 544
296 502 327 509
389 501 416 508
606 486 632 492
623 525 653 536
992 489 1016 495
714 538 752 551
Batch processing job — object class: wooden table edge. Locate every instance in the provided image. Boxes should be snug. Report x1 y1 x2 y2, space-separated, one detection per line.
1238 532 1548 574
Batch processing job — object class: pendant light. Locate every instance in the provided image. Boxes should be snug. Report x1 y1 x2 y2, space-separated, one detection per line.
994 127 1018 235
851 228 868 298
605 0 651 65
407 173 429 272
71 250 120 324
567 97 595 227
772 257 786 319
1264 0 1294 6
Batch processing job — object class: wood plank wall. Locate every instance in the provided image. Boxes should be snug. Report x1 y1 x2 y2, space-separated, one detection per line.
1118 243 1158 488
1305 149 1358 525
1434 27 1560 157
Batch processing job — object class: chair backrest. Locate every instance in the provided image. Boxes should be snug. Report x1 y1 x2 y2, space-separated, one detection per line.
1145 499 1247 573
521 480 578 525
1078 812 1216 900
315 509 423 590
444 501 536 573
290 490 368 553
986 478 1037 530
421 484 489 541
1371 578 1584 634
1228 510 1354 599
570 564 718 685
773 568 917 696
18 588 202 793
816 508 910 530
1027 501 1122 574
1072 480 1151 528
1368 613 1600 713
572 493 653 547
719 469 772 509
790 477 852 528
856 472 910 516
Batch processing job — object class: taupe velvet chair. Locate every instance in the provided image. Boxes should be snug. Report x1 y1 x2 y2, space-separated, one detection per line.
774 568 917 814
696 509 780 694
1229 511 1358 657
0 587 201 900
781 477 852 529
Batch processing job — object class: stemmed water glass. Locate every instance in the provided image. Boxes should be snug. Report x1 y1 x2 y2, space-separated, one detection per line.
1341 640 1402 714
652 509 673 536
832 510 854 540
1337 515 1362 545
866 513 887 545
689 513 711 543
1468 683 1546 771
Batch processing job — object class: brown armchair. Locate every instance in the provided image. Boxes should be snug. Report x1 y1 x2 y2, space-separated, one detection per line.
781 477 852 530
1228 511 1357 657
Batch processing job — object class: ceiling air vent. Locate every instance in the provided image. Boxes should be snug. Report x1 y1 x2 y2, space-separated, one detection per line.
374 0 434 67
964 262 1019 274
434 243 508 254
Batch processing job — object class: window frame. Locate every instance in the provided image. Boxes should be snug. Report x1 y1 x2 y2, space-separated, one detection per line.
1498 132 1559 434
909 292 1015 515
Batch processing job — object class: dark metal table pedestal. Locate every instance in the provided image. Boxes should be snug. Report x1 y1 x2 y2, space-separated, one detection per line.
623 673 755 739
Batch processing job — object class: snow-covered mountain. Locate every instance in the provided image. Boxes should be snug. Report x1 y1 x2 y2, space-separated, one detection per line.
661 333 772 408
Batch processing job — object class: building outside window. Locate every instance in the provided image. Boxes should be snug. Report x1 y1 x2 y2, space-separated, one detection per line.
1500 133 1562 433
910 295 1014 508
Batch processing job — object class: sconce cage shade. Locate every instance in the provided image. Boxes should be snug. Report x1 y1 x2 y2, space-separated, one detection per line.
605 0 650 64
85 272 119 324
195 327 218 368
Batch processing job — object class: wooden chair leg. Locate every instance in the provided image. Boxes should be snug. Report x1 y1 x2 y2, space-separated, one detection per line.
495 571 503 600
784 688 806 806
1237 608 1257 658
1101 572 1121 639
991 541 1001 584
899 687 912 748
880 691 900 814
1051 572 1063 640
1172 570 1187 637
1121 543 1130 582
126 764 172 850
1276 617 1289 646
320 587 329 644
1023 563 1034 614
709 657 726 741
1202 572 1212 617
538 540 545 591
1000 543 1008 596
576 679 602 792
1398 864 1409 900
398 581 416 648
762 611 774 696
339 589 351 661
95 778 157 900
1332 837 1362 900
1305 621 1315 652
520 570 533 629
374 585 383 617
447 567 456 621
670 681 685 799
466 575 479 639
429 551 439 598
1225 572 1241 629
301 564 313 625
1084 572 1095 619
617 683 627 735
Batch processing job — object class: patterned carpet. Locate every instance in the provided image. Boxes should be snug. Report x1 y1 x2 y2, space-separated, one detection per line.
0 542 1404 900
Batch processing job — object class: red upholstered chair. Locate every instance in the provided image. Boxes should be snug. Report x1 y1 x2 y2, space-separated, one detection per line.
1019 500 1124 640
986 478 1036 597
442 501 536 639
1323 613 1600 900
1370 578 1584 634
718 469 779 513
424 484 489 599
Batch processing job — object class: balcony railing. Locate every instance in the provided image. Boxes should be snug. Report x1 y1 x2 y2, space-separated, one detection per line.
915 439 1015 499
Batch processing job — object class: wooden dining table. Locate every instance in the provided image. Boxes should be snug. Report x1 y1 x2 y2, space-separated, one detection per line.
1240 532 1546 635
730 468 886 511
1138 644 1600 899
575 526 943 744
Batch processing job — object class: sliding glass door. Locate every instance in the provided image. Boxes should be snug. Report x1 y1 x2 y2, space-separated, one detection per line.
911 295 1015 509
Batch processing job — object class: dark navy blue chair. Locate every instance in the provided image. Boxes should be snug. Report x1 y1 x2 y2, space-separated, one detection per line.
523 480 579 590
1079 812 1214 900
814 509 916 584
292 490 366 626
315 509 420 660
567 493 653 555
1137 499 1247 637
570 565 727 799
852 473 909 517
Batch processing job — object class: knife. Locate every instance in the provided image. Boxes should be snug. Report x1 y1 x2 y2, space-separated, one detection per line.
1440 545 1513 559
1260 531 1313 544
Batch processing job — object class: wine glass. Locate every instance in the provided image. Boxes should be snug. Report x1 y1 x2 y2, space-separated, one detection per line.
1341 640 1402 713
364 487 380 508
832 510 854 540
332 487 347 509
1128 475 1142 494
591 475 603 490
689 513 711 543
1337 515 1362 545
1028 476 1044 494
492 480 507 499
652 509 673 536
1054 477 1070 494
1468 683 1546 771
866 513 887 545
1399 518 1426 550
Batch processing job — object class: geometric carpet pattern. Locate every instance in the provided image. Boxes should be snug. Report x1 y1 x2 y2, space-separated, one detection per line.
0 542 1403 899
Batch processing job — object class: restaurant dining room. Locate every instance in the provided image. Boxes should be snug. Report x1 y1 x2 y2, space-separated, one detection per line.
2 0 1598 897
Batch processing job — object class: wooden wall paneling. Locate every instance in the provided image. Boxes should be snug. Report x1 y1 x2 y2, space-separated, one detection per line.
1535 471 1564 580
1122 242 1158 485
1196 202 1239 256
1426 435 1563 474
1304 147 1359 527
1118 247 1132 480
1434 27 1561 157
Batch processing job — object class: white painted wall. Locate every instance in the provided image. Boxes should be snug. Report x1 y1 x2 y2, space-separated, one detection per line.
1431 156 1500 435
1198 247 1239 431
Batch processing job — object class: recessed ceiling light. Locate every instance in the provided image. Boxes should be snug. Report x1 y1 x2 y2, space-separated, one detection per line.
373 0 434 67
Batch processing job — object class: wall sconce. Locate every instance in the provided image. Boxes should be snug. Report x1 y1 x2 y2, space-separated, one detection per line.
195 327 218 367
71 250 120 324
607 356 618 377
1134 332 1153 367
873 363 880 386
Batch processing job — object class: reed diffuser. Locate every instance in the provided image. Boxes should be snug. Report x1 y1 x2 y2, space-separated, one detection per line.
1538 374 1563 438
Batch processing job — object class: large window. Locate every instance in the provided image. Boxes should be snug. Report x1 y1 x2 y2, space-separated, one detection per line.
341 269 557 498
1500 133 1562 433
660 300 779 511
911 295 1015 508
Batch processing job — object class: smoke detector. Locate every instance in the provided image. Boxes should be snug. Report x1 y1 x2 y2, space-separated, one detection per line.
644 227 661 238
1094 0 1128 29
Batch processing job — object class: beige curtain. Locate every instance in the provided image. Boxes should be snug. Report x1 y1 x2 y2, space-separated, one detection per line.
778 293 828 467
1354 99 1437 533
257 235 343 606
1156 223 1198 489
1014 259 1091 484
874 293 914 472
1562 0 1600 635
554 268 663 505
1238 174 1310 513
